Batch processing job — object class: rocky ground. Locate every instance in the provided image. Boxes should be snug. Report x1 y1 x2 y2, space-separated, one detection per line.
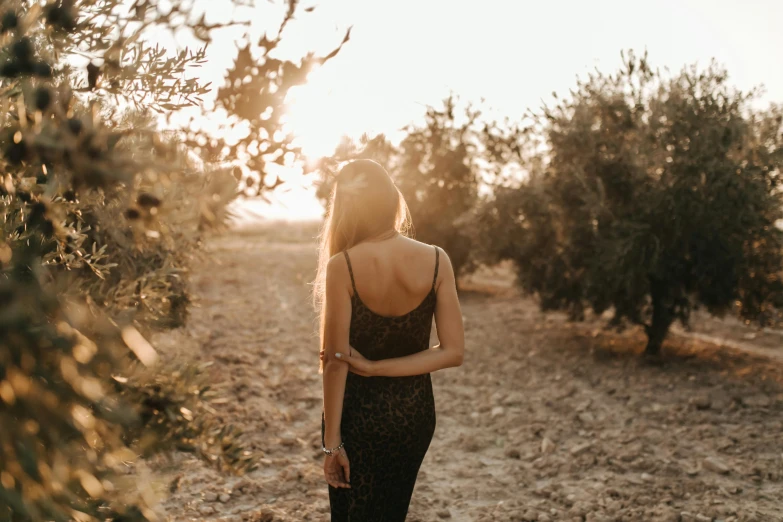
147 222 783 522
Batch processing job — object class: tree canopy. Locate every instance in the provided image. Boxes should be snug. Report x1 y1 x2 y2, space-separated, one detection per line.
477 51 783 355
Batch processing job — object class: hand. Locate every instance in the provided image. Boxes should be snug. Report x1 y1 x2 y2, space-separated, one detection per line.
323 448 351 489
320 348 375 376
335 348 375 376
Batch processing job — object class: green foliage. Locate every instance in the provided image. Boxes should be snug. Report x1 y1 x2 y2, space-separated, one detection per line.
395 96 481 279
0 264 150 522
115 361 256 475
478 51 783 355
208 5 350 194
1 0 341 519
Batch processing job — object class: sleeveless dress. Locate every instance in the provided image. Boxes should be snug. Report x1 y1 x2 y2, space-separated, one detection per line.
322 246 440 521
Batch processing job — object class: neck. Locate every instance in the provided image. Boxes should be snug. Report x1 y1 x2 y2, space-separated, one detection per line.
369 229 399 242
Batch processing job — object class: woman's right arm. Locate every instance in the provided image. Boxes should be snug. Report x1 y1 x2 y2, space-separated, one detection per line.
336 249 464 376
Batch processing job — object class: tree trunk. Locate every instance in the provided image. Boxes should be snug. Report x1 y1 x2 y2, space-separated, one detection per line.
645 282 674 357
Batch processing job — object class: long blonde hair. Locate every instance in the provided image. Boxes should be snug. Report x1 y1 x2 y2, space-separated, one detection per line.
314 160 411 365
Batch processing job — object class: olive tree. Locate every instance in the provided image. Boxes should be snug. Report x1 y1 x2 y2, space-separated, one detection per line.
477 52 783 356
0 0 346 519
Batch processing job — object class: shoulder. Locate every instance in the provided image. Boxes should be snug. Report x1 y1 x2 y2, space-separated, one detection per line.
325 252 350 285
431 244 450 261
427 243 451 264
430 245 454 285
401 236 447 257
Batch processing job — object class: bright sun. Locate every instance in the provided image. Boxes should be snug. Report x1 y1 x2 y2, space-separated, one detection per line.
284 66 361 161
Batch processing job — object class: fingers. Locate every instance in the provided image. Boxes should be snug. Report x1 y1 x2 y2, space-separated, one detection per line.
326 473 350 488
326 473 350 489
324 459 351 489
342 460 350 484
334 353 356 369
335 352 357 366
326 471 348 489
336 354 373 377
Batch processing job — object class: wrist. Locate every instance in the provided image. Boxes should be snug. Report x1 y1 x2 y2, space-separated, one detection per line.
322 440 345 456
324 434 342 448
369 359 382 377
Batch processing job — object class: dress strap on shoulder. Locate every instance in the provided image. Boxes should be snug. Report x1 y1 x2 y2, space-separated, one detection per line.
432 246 440 291
343 250 358 296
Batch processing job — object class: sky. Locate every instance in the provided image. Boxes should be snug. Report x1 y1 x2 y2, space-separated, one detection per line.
156 0 783 221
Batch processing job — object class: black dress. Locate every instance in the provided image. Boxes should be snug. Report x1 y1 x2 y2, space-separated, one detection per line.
322 246 439 521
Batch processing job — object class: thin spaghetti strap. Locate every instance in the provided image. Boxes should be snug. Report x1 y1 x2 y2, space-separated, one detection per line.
432 246 440 291
343 250 358 297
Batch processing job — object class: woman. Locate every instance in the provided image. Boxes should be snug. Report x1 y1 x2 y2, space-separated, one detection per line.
314 159 465 521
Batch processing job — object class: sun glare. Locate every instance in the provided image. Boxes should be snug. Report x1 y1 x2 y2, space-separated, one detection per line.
284 70 345 160
284 62 383 161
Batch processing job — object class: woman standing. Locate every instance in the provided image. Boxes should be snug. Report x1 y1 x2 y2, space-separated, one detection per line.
314 159 465 521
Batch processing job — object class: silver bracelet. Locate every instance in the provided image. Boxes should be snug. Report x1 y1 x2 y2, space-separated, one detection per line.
322 441 344 456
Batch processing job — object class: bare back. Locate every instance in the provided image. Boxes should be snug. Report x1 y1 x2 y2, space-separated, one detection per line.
343 236 439 317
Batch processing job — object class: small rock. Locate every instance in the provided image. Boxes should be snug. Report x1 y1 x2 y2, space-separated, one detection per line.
541 437 555 454
204 491 218 502
681 514 712 522
502 391 525 406
250 510 276 522
538 514 552 522
577 412 595 423
280 432 298 446
505 448 521 459
491 406 505 418
460 435 481 452
741 394 771 408
641 472 653 482
219 493 231 503
570 505 589 518
575 399 592 412
233 479 250 494
522 510 538 521
691 394 711 410
533 481 552 497
199 505 216 516
436 509 451 519
703 456 730 475
569 442 593 456
493 473 514 486
625 474 645 485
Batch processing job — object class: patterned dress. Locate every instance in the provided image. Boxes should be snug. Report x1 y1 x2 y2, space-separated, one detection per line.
322 246 440 521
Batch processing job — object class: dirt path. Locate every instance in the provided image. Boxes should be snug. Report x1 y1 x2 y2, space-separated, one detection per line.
149 223 783 522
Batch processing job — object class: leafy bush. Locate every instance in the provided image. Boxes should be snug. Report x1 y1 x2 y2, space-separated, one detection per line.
0 0 345 519
394 96 482 279
477 51 783 355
